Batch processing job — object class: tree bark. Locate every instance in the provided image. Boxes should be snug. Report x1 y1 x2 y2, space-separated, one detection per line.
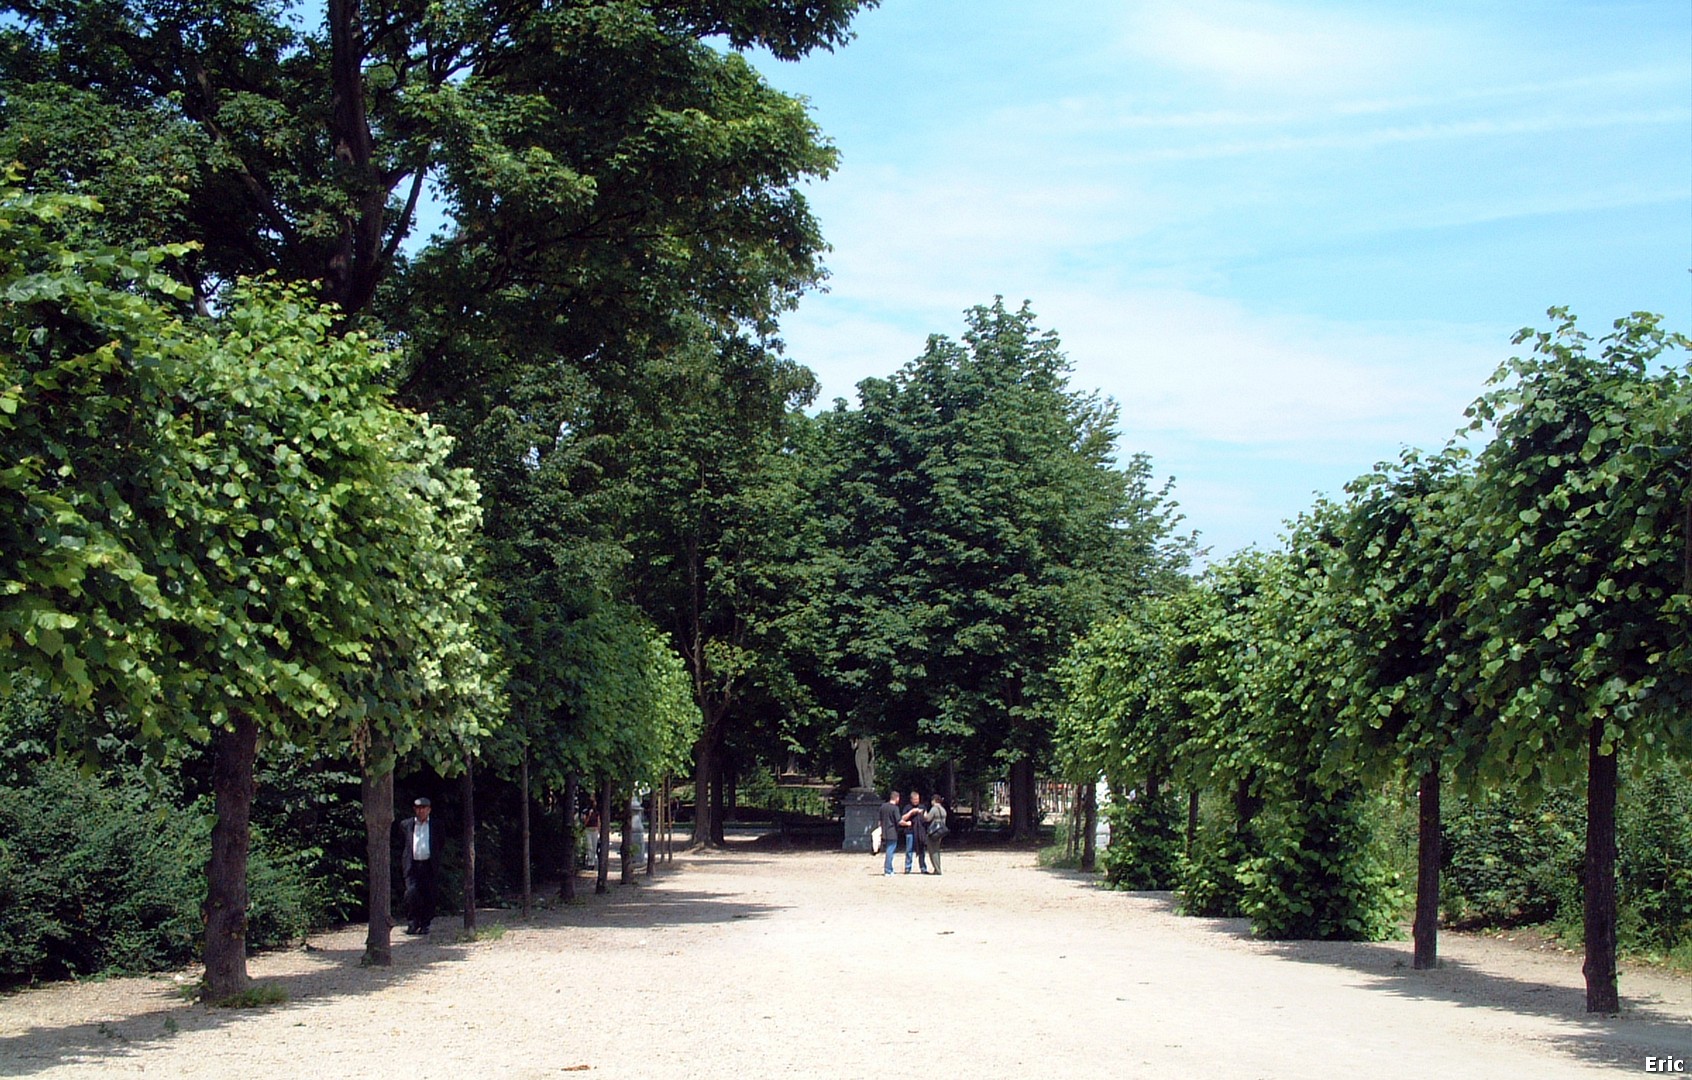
560 773 579 901
360 732 395 967
1584 720 1620 1013
646 788 657 876
596 779 613 894
520 755 532 918
202 713 258 1001
325 0 390 316
461 761 476 932
1080 780 1098 873
620 783 635 885
1186 789 1200 855
1009 758 1037 842
710 757 727 846
943 759 957 807
690 722 721 848
1413 766 1441 971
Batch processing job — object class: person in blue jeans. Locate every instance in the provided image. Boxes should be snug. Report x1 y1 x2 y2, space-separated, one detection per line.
878 790 904 876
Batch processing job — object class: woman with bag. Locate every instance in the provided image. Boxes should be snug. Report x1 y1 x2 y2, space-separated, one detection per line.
923 794 949 875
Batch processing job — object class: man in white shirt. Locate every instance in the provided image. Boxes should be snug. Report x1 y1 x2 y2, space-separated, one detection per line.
399 797 439 935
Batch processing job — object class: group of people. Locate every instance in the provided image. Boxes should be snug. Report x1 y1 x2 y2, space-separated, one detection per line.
876 789 949 876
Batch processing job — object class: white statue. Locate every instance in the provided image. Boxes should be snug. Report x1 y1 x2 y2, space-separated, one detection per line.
850 737 876 792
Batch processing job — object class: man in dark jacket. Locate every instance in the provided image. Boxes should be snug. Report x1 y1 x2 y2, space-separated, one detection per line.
398 797 440 935
877 790 903 877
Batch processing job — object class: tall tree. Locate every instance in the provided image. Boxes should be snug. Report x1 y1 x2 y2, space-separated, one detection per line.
818 300 1193 837
0 189 495 997
1460 310 1692 1012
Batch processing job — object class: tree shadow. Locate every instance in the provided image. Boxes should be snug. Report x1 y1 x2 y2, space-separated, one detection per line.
0 868 782 1076
1106 889 1692 1072
0 932 468 1076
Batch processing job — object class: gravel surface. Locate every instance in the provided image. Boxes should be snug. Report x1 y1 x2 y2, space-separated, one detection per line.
3 845 1689 1078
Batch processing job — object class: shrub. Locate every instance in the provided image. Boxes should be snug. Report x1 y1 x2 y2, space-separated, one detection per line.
1241 782 1402 941
1101 789 1181 890
0 761 318 983
1179 820 1249 918
1441 786 1583 929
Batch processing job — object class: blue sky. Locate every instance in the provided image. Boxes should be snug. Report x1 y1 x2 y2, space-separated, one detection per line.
746 0 1691 558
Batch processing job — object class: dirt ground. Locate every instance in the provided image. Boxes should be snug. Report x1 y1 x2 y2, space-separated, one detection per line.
3 844 1690 1078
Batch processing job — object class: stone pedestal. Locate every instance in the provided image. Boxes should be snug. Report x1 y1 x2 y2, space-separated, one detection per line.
841 790 880 853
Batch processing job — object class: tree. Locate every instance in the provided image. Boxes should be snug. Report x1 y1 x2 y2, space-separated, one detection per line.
1460 310 1692 1012
619 330 818 846
1327 447 1489 968
818 300 1193 837
0 0 873 324
0 187 496 996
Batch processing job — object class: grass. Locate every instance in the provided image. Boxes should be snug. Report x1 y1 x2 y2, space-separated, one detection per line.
458 922 507 944
208 983 288 1009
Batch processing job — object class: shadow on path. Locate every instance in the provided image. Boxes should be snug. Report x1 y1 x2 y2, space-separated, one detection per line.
0 861 780 1077
1077 882 1692 1072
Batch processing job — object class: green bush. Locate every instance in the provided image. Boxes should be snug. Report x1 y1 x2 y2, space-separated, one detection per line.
0 761 317 984
1101 789 1181 890
1241 783 1402 941
1440 785 1582 930
1178 820 1249 918
1616 765 1692 954
1440 764 1692 960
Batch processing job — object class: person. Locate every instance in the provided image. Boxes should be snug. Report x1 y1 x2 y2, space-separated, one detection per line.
900 790 929 874
877 789 904 876
923 794 949 876
398 796 440 936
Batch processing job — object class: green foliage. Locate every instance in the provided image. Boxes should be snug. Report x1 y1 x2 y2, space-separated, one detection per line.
816 299 1193 804
1242 783 1403 941
0 182 498 762
1100 790 1181 891
0 761 315 983
1620 766 1692 953
1441 787 1582 929
1441 765 1692 957
208 984 288 1009
1179 821 1249 919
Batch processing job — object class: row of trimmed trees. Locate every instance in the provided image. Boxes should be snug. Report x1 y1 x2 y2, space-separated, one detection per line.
1059 310 1692 1013
0 0 877 999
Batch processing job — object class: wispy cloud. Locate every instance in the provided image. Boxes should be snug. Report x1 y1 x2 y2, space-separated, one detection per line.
757 0 1689 554
1117 0 1444 96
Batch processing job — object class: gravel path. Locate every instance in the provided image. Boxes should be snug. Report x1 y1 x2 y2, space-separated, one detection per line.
3 845 1689 1078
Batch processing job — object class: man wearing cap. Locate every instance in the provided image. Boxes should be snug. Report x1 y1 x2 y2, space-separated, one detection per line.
398 797 440 935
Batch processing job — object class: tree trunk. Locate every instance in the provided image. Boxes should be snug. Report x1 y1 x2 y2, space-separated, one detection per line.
202 713 258 1001
520 755 532 918
596 778 612 894
943 759 957 807
710 757 727 845
620 784 635 885
691 724 720 848
664 776 674 862
560 773 579 902
1186 789 1200 855
325 0 389 316
1584 720 1620 1013
461 761 476 932
360 732 395 967
1080 780 1098 873
1009 758 1037 842
646 787 657 876
1413 766 1441 971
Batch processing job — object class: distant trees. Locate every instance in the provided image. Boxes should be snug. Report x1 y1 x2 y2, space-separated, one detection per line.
812 300 1193 835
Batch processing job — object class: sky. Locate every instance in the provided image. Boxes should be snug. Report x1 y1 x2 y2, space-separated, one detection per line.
744 0 1692 558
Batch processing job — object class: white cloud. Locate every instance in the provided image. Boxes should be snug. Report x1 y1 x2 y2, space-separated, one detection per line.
1119 0 1442 96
